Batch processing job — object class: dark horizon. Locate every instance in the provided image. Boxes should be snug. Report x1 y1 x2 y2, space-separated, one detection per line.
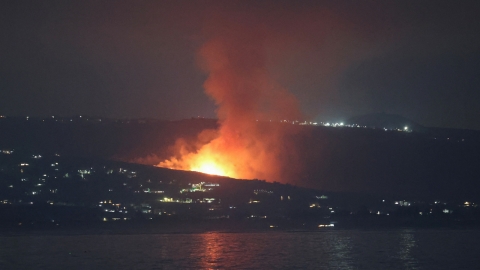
2 113 480 132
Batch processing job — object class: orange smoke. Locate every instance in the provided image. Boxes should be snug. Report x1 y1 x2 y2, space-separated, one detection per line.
158 8 305 181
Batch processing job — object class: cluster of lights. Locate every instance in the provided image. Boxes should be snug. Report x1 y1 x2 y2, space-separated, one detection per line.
274 119 415 132
158 198 215 204
103 217 130 222
395 200 412 206
253 189 273 195
159 197 194 203
180 182 220 193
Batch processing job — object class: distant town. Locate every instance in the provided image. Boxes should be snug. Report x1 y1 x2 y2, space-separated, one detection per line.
1 148 479 231
0 114 422 132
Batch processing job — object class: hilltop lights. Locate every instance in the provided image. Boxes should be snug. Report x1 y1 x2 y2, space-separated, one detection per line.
180 182 220 193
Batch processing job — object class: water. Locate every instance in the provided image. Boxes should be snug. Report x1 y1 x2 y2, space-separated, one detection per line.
1 229 479 269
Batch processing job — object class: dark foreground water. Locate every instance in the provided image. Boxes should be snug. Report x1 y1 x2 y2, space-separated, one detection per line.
1 229 479 269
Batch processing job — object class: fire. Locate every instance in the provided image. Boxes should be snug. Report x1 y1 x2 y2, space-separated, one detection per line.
158 141 240 178
191 160 226 176
157 11 304 182
157 128 277 180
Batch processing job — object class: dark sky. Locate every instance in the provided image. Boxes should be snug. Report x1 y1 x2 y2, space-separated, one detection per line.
1 0 480 129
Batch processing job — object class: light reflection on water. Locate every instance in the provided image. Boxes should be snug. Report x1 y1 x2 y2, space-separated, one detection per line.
0 229 479 269
398 229 418 269
325 233 354 269
200 232 223 268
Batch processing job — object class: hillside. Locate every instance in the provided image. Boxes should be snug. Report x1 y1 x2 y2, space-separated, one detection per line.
1 116 480 200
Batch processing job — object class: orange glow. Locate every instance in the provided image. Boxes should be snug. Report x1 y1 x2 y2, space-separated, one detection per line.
191 161 226 176
157 13 304 182
157 125 288 180
158 139 242 179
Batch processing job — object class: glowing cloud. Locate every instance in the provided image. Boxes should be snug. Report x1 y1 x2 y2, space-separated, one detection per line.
158 9 305 181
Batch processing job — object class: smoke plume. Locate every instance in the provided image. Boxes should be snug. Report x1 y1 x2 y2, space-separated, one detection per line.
158 7 306 182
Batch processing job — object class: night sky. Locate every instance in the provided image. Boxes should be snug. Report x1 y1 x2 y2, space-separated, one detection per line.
1 0 480 129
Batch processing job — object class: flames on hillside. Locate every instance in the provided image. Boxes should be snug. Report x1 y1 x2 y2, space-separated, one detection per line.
158 10 305 182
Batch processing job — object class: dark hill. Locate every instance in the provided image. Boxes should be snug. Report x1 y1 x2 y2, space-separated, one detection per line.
1 116 480 201
0 117 218 161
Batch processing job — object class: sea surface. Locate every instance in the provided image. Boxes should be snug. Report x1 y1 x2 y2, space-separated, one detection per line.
1 229 479 269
